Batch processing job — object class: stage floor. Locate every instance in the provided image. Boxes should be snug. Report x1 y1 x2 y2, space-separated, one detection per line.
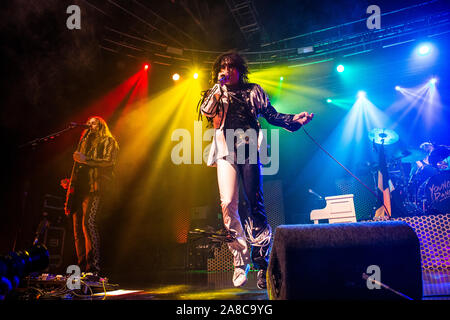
99 270 269 300
75 269 449 300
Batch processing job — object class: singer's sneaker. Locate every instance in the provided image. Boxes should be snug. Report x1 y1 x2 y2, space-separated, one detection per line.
232 264 250 287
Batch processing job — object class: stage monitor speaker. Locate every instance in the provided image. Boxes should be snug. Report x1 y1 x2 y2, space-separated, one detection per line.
267 221 422 300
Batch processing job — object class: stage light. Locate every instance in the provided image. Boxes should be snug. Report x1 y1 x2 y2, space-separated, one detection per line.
280 76 284 81
0 244 49 298
395 85 401 91
414 42 436 58
326 98 332 103
193 73 199 79
412 42 437 66
172 73 180 81
388 78 442 131
418 44 430 56
144 64 149 70
337 65 345 73
357 90 366 99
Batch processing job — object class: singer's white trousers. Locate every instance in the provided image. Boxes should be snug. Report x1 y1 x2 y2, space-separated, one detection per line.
216 158 251 267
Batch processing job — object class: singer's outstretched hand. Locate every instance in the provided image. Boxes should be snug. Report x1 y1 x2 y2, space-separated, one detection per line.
293 112 314 126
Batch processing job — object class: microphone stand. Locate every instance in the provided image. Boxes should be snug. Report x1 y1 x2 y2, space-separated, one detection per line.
12 124 85 252
18 123 82 150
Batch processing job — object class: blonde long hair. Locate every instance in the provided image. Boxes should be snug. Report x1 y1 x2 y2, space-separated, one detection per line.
84 116 113 138
78 116 118 152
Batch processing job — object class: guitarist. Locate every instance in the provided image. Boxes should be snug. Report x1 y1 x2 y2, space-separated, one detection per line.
61 116 119 278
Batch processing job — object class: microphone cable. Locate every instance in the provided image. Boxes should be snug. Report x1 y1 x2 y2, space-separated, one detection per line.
301 126 391 217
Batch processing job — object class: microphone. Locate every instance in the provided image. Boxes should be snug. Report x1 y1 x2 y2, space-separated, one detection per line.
218 75 227 83
308 188 324 200
69 122 90 128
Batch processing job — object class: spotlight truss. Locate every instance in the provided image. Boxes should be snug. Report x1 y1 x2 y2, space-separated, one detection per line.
95 1 449 70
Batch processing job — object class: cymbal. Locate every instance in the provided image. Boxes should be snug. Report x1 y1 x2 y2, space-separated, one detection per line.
394 149 427 163
368 128 399 145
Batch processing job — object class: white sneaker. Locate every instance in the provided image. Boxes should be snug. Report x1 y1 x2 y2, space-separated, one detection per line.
232 264 250 287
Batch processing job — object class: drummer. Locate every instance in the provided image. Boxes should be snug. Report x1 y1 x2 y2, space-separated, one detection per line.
409 141 450 183
409 142 439 186
419 142 434 166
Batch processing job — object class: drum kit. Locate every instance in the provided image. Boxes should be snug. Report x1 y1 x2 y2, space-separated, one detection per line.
368 128 450 216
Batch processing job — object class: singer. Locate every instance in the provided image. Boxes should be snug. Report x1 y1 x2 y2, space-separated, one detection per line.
198 51 313 289
61 116 119 279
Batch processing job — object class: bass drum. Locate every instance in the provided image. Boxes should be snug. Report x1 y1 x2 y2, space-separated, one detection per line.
417 171 450 214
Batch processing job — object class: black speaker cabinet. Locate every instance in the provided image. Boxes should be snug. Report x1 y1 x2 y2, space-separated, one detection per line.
267 221 422 300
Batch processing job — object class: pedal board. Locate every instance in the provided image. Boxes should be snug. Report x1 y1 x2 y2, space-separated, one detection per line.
18 273 120 299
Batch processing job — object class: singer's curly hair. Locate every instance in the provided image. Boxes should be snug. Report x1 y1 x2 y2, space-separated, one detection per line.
210 51 249 86
197 52 250 127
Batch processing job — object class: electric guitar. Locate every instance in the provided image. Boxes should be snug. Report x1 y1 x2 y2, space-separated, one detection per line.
64 162 78 216
63 132 88 216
